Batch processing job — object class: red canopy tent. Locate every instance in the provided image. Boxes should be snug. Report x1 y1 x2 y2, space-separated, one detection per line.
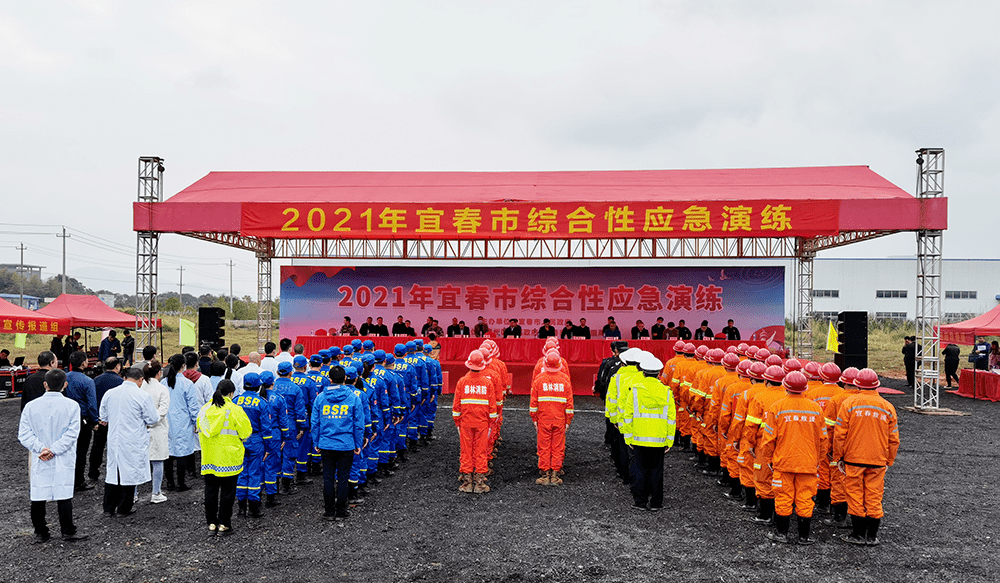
0 297 70 335
36 294 160 329
939 305 1000 345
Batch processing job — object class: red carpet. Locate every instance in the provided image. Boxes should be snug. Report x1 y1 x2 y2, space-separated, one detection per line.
877 387 905 395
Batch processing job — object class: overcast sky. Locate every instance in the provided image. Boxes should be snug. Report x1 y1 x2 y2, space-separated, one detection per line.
1 1 996 299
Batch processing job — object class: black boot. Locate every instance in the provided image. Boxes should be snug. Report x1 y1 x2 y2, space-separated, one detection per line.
843 515 867 545
397 449 408 463
237 499 248 517
702 456 720 476
740 487 757 511
265 493 280 508
249 500 264 518
767 513 791 543
348 485 365 506
426 428 436 441
866 517 881 546
280 477 293 495
797 516 814 545
752 498 774 524
724 478 744 500
823 502 849 528
815 489 831 514
295 472 313 485
388 458 400 471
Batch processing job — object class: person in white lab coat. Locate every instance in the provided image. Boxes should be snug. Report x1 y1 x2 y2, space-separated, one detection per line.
163 354 202 491
99 366 159 517
140 361 170 504
18 368 88 543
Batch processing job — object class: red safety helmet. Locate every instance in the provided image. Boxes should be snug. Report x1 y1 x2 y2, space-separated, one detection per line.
854 368 880 390
480 347 493 364
465 350 486 371
481 339 499 357
543 350 563 372
764 365 786 383
543 338 558 353
736 342 750 354
696 345 710 359
683 343 697 354
765 354 783 368
782 358 803 374
755 348 772 361
722 352 741 370
802 361 822 381
743 344 758 358
709 348 726 363
726 346 738 354
736 359 754 376
673 340 686 352
748 361 768 380
782 370 809 393
819 362 842 383
840 367 859 386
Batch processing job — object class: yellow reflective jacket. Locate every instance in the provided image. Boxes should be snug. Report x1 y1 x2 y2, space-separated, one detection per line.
624 374 677 448
197 398 252 477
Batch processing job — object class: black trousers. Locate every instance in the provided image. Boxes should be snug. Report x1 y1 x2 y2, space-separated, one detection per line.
604 417 615 445
103 472 136 516
905 361 915 387
165 454 193 487
75 417 92 487
204 474 238 527
945 361 960 386
31 499 76 537
630 445 665 508
321 449 353 516
88 424 107 481
616 432 631 480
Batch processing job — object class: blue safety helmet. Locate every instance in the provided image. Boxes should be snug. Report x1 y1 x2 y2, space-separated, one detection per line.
414 339 424 348
344 365 358 380
293 355 308 368
351 339 363 350
330 346 342 357
405 341 417 353
362 339 375 351
277 361 293 375
373 349 386 362
423 344 433 353
319 349 331 359
384 354 395 365
243 372 261 388
394 343 407 357
361 353 376 366
309 354 323 366
343 345 354 355
259 371 275 386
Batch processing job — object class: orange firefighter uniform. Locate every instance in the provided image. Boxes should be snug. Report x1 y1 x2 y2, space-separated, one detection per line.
530 356 574 480
452 354 499 477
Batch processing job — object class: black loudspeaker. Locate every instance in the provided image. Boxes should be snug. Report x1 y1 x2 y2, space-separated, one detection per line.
199 307 226 350
836 311 867 369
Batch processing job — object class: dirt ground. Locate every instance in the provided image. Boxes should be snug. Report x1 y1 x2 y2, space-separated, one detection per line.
0 377 997 583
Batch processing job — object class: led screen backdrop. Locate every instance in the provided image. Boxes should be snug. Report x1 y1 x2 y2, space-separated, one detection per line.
279 266 785 345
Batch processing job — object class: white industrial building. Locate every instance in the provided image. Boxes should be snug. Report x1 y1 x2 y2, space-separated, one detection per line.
783 258 999 322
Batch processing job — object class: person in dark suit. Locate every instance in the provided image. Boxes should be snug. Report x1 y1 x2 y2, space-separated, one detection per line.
676 320 691 340
942 343 960 387
574 318 592 339
537 319 557 339
21 351 59 412
560 320 576 340
650 318 666 340
902 336 916 387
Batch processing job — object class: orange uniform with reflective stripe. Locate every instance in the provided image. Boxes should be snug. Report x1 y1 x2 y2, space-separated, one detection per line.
732 381 767 487
742 384 786 497
532 356 569 381
452 370 499 474
681 360 710 441
759 393 827 517
823 387 860 504
833 389 899 519
803 381 844 489
718 377 751 477
669 357 697 436
692 364 727 455
530 370 574 472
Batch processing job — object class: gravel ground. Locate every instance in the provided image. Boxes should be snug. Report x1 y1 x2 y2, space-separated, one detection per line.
0 376 997 583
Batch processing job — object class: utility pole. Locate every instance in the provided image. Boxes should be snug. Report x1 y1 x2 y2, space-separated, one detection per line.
17 243 26 308
177 266 184 309
56 227 70 294
228 259 235 316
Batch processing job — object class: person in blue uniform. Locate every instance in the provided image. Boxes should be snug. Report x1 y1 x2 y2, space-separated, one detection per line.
372 350 401 476
233 373 274 518
319 350 332 375
329 346 342 364
358 353 385 489
405 341 429 446
274 361 307 495
311 365 364 521
421 343 444 442
351 339 363 354
392 344 419 459
305 355 332 475
384 352 409 466
344 365 371 505
291 355 319 485
258 371 289 508
362 339 376 354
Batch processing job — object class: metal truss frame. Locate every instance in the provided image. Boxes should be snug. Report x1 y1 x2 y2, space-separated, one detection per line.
794 245 815 361
135 157 163 350
914 148 944 410
257 243 273 353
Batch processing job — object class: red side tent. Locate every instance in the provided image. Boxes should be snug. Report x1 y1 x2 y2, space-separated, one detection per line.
939 305 1000 345
36 294 160 329
0 297 70 335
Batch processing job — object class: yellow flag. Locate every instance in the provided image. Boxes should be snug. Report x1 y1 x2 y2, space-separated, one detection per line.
826 321 839 353
14 333 27 349
180 318 197 346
